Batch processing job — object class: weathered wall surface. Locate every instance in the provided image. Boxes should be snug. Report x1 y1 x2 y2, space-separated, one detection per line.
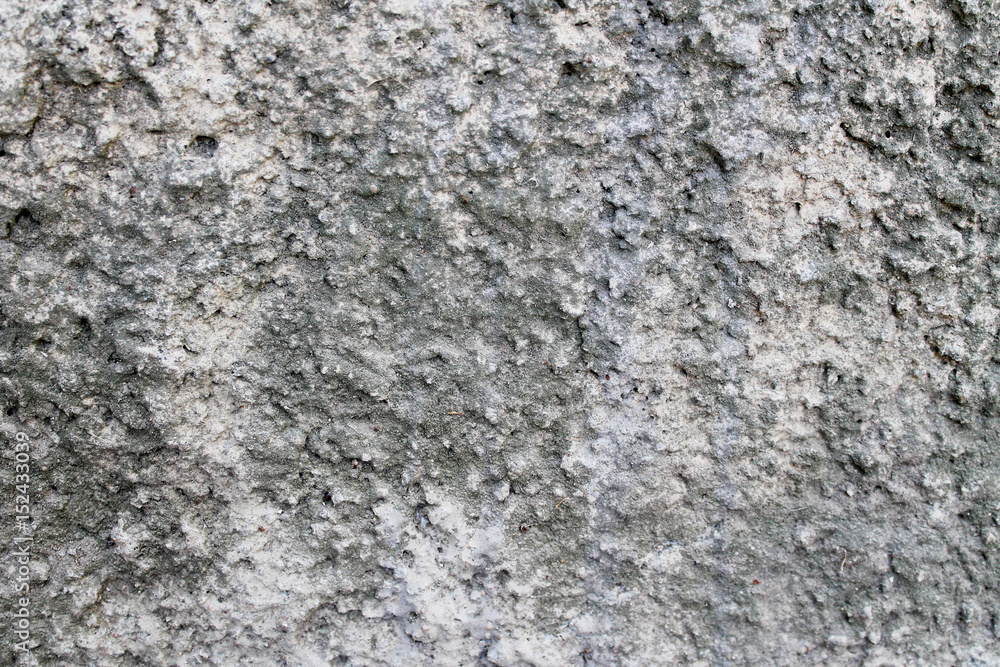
1 0 999 664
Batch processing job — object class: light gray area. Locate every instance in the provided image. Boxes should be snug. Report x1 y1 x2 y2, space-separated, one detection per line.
2 0 1000 664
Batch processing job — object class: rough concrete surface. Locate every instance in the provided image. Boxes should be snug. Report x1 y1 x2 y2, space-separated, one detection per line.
1 0 1000 664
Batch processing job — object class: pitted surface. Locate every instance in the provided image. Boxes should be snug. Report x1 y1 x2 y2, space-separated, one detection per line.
1 0 1000 664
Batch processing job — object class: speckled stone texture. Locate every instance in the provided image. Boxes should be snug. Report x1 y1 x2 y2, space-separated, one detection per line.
2 0 1000 664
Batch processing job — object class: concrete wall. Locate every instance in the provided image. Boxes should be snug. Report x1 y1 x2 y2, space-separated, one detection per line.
1 0 999 664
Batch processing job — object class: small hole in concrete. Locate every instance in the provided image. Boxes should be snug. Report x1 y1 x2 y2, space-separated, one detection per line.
193 135 218 157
